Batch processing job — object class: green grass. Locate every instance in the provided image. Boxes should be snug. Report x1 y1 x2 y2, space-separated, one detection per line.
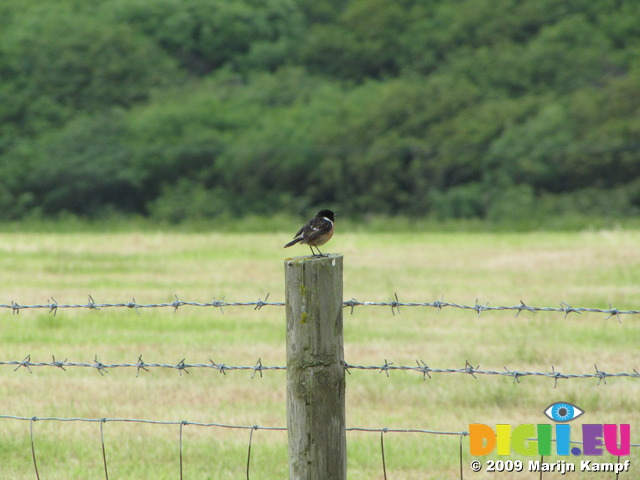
6 211 640 234
0 230 639 478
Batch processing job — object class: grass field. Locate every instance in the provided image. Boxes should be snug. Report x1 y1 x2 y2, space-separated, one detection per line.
0 229 639 479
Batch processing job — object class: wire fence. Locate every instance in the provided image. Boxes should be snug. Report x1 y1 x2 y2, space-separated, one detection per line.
2 296 638 478
2 355 640 387
1 414 637 480
2 294 639 321
0 414 466 480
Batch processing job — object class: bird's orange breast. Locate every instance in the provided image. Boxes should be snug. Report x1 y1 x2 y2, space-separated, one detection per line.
309 227 333 247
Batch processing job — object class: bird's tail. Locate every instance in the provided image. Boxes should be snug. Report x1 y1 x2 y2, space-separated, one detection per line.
284 237 302 248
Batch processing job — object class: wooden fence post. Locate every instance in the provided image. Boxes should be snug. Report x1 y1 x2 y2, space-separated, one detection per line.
284 254 346 480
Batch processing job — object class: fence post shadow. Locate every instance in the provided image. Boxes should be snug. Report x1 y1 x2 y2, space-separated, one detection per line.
285 254 346 480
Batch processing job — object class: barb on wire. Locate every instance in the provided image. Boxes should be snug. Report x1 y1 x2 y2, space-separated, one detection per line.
14 354 32 373
127 297 140 315
172 294 182 312
2 356 639 385
474 299 488 317
515 300 531 317
504 366 522 384
416 359 431 380
177 358 189 376
51 355 67 371
93 356 108 376
379 359 392 377
136 355 148 377
212 297 226 314
464 360 478 379
390 293 401 316
254 294 271 311
605 303 622 324
594 364 607 386
550 365 561 389
2 296 639 321
211 359 228 375
251 358 263 379
48 298 58 316
88 295 100 310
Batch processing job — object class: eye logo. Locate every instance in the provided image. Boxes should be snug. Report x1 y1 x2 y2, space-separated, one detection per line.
544 402 584 422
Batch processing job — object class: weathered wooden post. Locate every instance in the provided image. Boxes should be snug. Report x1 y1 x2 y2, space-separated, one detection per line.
284 254 346 480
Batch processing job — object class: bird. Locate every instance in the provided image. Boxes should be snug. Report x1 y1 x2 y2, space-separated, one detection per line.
284 209 335 257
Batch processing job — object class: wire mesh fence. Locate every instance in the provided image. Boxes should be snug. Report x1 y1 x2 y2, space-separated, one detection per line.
1 414 637 480
1 414 468 480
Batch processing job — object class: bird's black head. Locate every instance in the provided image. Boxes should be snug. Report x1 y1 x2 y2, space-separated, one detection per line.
317 209 335 222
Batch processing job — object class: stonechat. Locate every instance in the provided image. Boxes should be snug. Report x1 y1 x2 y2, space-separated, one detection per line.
284 209 335 257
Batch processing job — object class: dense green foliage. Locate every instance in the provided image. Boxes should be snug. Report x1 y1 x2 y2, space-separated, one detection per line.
1 0 640 225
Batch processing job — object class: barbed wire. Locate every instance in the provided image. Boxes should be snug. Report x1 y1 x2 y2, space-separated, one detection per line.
2 294 639 321
3 294 638 477
1 355 284 377
346 360 640 387
344 294 639 322
0 294 283 315
3 294 637 478
3 355 639 386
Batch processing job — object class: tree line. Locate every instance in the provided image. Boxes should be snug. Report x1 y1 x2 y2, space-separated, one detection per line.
1 0 639 226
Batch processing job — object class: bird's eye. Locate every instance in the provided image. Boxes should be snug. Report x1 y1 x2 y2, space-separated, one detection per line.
543 402 584 422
